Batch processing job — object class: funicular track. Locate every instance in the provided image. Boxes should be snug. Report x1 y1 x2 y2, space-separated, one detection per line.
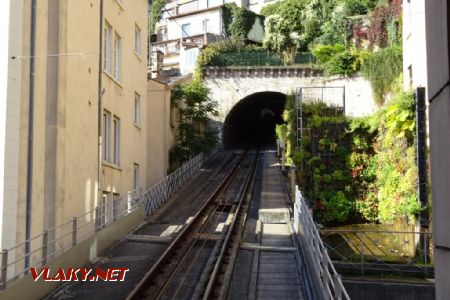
127 150 260 300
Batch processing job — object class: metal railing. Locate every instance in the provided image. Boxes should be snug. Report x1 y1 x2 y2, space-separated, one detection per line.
320 229 434 278
0 153 205 290
293 186 350 300
143 153 203 216
0 193 141 290
205 51 316 67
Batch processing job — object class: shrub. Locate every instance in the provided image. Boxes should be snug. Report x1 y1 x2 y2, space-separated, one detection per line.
312 44 346 65
194 39 265 80
263 15 301 64
313 45 364 77
361 45 402 105
324 50 359 77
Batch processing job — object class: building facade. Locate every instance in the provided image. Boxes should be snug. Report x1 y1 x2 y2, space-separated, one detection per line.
402 0 427 92
425 1 450 299
151 0 264 76
0 0 178 281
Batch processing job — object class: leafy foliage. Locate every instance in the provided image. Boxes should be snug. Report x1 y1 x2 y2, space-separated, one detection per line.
279 89 420 224
312 45 366 77
312 44 346 65
263 15 301 64
149 0 165 34
222 4 258 41
260 1 283 17
367 0 402 48
194 40 265 80
361 46 402 105
375 91 420 222
169 81 219 167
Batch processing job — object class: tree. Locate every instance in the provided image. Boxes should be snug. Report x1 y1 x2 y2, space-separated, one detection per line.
263 15 301 64
170 81 219 167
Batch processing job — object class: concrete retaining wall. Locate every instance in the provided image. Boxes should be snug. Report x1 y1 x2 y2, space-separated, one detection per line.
0 207 145 300
204 68 377 123
343 279 435 300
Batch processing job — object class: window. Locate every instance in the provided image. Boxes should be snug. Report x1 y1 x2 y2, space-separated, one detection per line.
113 117 120 165
103 110 111 162
114 32 122 81
133 163 139 190
181 23 191 38
157 26 167 42
104 22 113 74
100 192 111 227
184 48 198 68
103 111 120 166
134 93 141 126
135 24 142 55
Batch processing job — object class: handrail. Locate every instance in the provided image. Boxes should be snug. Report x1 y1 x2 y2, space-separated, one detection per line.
293 186 350 300
0 153 205 290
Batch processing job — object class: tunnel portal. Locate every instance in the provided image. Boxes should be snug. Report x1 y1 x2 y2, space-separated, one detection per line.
223 92 287 149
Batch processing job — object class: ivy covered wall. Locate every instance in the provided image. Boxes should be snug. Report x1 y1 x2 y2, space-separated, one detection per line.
222 4 259 41
277 88 420 225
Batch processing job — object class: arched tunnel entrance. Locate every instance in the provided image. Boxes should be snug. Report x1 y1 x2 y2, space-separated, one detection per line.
223 92 286 149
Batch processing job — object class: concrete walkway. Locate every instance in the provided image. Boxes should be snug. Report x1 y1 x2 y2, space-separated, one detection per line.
230 150 305 300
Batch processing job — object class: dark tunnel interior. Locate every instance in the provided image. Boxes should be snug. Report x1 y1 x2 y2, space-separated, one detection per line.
223 92 286 149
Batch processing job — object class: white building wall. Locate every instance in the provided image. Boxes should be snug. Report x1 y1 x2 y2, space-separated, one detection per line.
167 9 222 40
1 0 22 268
403 0 427 91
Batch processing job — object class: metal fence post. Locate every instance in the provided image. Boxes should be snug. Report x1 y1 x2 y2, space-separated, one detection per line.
321 247 329 293
72 217 77 246
42 230 48 265
290 165 296 202
359 232 364 275
333 273 343 300
0 249 8 290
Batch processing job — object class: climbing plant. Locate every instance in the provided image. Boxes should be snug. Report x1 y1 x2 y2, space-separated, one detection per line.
149 0 165 34
361 45 402 105
278 87 420 225
222 4 258 41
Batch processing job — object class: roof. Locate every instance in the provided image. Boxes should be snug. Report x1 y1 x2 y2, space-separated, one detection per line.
149 73 193 87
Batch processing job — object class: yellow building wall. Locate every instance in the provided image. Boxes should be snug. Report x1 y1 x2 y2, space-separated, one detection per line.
12 0 155 271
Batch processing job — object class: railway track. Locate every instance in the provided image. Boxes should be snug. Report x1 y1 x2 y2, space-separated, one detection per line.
126 150 260 300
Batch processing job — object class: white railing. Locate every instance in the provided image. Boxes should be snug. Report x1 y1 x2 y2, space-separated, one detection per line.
0 153 205 290
143 153 204 216
293 186 350 300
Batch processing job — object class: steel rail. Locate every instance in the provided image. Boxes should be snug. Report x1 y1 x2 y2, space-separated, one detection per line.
202 151 260 300
126 151 249 300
